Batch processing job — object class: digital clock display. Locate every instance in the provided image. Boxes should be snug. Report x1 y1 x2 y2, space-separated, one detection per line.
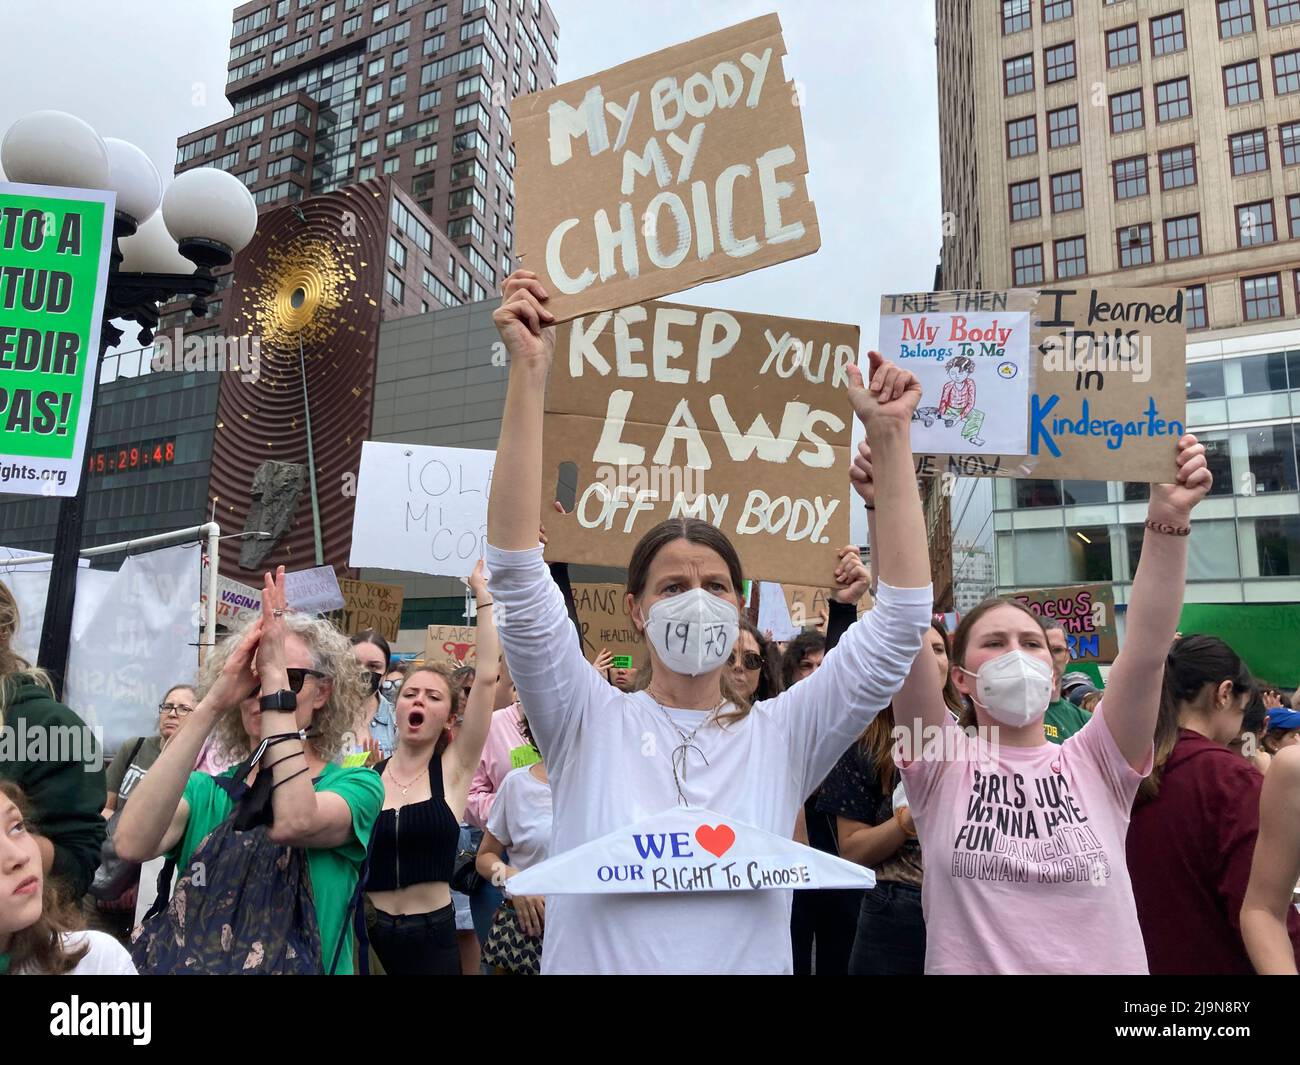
86 438 177 476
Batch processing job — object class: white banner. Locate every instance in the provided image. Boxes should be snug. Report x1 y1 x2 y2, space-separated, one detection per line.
283 564 344 613
756 581 800 641
350 441 494 578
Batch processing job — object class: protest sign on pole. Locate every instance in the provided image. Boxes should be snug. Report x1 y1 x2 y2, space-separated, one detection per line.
423 624 477 667
541 299 857 586
199 553 261 632
350 441 493 579
284 564 346 613
0 182 115 497
1010 582 1119 664
879 288 1186 483
512 14 820 323
572 582 643 665
325 578 404 642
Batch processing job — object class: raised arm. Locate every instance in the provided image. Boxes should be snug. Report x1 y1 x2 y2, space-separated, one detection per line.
1103 436 1210 770
1242 745 1300 974
448 560 500 799
824 545 869 652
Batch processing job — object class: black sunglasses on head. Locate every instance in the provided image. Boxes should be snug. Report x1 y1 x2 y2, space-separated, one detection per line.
248 667 327 700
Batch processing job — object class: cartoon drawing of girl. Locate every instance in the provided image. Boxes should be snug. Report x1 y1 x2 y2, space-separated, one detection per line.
937 356 986 447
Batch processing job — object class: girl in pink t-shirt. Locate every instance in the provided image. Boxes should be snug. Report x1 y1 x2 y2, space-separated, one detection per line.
884 435 1211 974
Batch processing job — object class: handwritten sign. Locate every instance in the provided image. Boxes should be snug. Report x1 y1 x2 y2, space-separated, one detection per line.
505 806 872 895
1012 583 1118 664
512 14 820 322
572 581 643 661
0 182 116 497
283 565 346 614
878 308 1032 457
542 299 856 585
423 624 477 668
325 578 404 642
780 581 869 632
883 288 1186 483
349 441 493 579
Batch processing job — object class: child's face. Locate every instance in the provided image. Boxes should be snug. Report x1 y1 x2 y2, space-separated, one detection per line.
948 363 970 381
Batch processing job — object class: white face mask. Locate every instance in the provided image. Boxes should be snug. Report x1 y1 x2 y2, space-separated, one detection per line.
961 649 1054 728
643 588 739 678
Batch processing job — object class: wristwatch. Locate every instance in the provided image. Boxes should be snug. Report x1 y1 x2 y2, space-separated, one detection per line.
259 690 298 712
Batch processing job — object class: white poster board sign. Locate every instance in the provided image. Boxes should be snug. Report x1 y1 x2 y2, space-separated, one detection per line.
284 565 345 613
756 580 799 641
350 441 495 578
506 806 873 895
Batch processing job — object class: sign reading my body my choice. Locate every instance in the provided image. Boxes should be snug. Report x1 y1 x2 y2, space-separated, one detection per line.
0 183 115 497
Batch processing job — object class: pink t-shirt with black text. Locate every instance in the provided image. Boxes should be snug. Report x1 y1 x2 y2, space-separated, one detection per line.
900 703 1152 974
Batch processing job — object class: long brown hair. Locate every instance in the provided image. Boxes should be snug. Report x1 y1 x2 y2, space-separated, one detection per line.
0 781 90 975
929 619 965 717
626 518 752 725
0 578 55 730
857 705 899 791
950 597 1050 729
1140 635 1252 800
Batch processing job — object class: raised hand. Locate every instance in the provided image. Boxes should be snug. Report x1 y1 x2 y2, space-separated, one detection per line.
845 350 922 429
467 557 489 599
492 270 556 372
849 440 876 506
255 565 289 683
206 617 263 711
830 545 872 605
593 648 614 674
1148 434 1211 526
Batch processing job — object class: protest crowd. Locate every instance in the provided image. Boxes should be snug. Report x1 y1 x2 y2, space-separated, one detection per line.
0 271 1298 978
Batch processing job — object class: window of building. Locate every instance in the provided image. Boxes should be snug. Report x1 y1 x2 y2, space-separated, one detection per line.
1013 244 1044 285
1015 480 1062 509
387 235 406 268
1004 54 1034 95
1218 0 1255 37
1109 89 1144 132
358 163 376 179
368 56 385 77
342 14 361 34
365 83 383 105
385 271 403 304
1113 155 1148 199
319 26 334 45
1047 105 1079 147
360 137 377 157
1185 361 1224 399
1164 214 1201 258
1159 144 1197 189
1010 179 1041 221
363 111 380 131
1288 193 1300 236
1257 516 1300 575
1224 60 1262 105
1007 115 1037 157
1239 352 1291 394
1054 236 1087 278
1155 78 1191 122
1003 0 1031 33
426 5 447 30
1237 200 1277 245
1267 0 1300 26
1274 50 1300 94
383 156 400 174
1282 122 1300 167
1243 273 1282 319
1150 11 1185 54
1230 129 1268 174
1118 222 1153 267
1043 0 1073 20
390 73 407 95
387 103 405 124
373 1 390 23
414 144 437 166
393 46 408 66
1185 284 1208 330
1107 24 1139 67
418 89 442 110
1046 41 1076 82
1051 170 1082 212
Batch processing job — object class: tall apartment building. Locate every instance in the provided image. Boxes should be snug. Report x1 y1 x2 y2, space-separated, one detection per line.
936 0 1300 611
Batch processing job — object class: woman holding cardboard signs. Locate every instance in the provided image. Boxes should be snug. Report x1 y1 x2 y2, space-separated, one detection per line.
484 269 933 974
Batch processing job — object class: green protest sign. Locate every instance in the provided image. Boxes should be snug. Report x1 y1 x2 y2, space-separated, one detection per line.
0 182 115 496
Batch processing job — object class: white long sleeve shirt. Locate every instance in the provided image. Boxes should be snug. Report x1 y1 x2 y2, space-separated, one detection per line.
487 544 932 974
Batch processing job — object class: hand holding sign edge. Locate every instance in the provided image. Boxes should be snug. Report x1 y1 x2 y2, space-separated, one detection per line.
845 351 921 431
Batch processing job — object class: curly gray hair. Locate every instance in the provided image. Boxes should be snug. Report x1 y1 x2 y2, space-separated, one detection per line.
200 612 368 763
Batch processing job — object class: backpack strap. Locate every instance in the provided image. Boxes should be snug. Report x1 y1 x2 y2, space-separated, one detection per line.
140 857 177 923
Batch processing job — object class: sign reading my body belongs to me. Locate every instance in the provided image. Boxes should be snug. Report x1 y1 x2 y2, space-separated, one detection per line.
879 287 1187 483
512 14 820 323
541 300 857 587
0 183 116 497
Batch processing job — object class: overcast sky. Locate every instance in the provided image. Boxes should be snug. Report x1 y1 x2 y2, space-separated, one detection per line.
0 0 951 546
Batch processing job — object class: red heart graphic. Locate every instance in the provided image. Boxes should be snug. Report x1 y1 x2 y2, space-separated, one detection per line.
695 824 736 858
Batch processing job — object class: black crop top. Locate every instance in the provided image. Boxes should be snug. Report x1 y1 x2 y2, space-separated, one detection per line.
366 754 460 891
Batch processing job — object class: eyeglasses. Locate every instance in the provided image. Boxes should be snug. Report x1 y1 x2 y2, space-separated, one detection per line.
730 652 763 671
247 668 328 700
158 702 195 717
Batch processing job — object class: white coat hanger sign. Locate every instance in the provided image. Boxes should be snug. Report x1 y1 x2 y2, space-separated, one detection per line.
505 806 874 895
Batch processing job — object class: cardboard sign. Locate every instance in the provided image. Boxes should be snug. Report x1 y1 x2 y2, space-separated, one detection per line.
1011 583 1119 664
0 182 116 496
572 581 643 661
325 578 404 642
512 14 820 322
780 582 869 632
882 288 1186 483
541 299 857 585
423 624 477 667
505 806 873 895
878 307 1032 457
349 441 493 579
284 565 346 613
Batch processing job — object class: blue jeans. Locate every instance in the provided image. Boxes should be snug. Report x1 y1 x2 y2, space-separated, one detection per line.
848 881 926 975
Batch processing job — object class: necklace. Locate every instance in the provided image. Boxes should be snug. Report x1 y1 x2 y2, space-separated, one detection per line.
385 762 427 796
646 688 729 805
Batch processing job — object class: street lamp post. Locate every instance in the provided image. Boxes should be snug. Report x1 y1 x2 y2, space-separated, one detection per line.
1 111 259 697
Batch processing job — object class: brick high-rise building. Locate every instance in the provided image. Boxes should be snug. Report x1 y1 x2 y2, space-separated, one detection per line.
936 0 1300 611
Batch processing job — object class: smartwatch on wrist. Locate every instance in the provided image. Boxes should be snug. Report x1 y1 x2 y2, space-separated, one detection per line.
260 690 298 712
